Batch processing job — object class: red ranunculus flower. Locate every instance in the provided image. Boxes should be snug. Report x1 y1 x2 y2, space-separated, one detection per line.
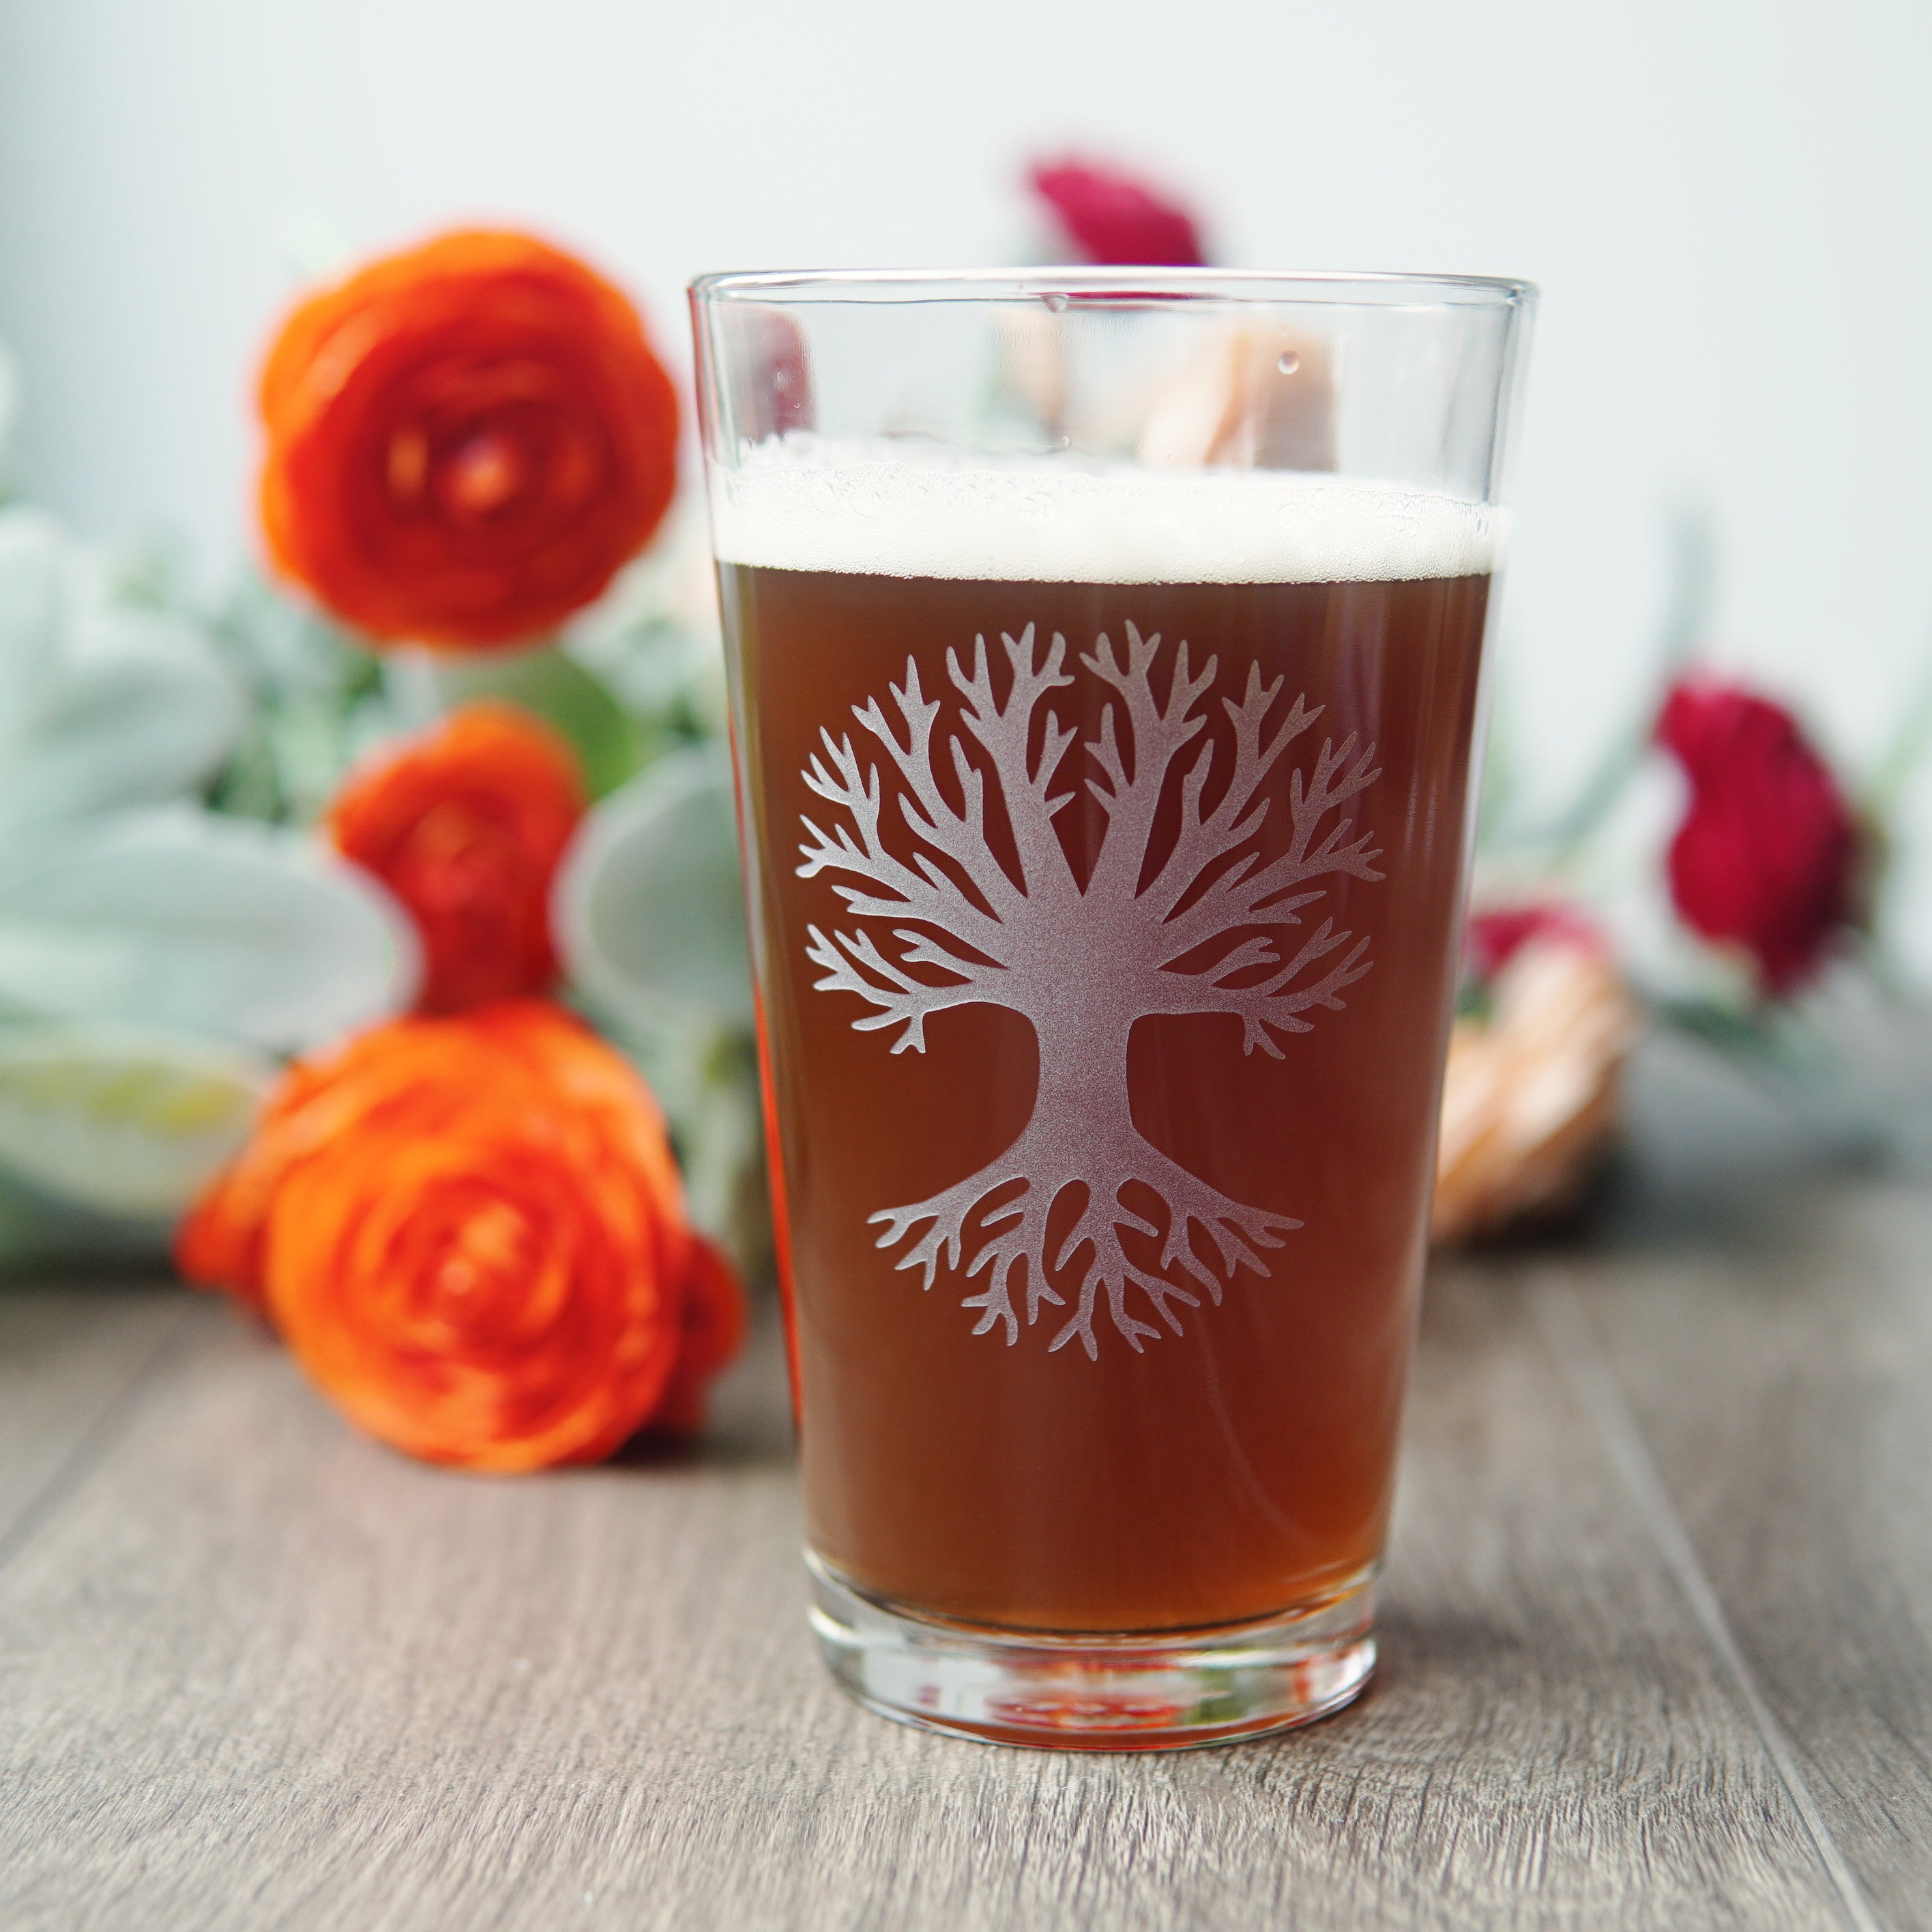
1656 677 1861 995
327 701 586 1013
259 228 679 649
1028 158 1206 267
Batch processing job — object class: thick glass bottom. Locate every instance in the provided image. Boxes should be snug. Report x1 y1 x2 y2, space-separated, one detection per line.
807 1553 1377 1751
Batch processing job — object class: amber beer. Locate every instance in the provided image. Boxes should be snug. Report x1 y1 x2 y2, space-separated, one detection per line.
716 463 1491 1641
696 271 1532 1748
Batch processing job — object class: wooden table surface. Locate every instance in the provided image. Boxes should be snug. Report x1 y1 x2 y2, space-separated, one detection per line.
2 1162 1927 1931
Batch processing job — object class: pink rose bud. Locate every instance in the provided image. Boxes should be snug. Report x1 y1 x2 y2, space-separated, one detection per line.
1028 157 1207 267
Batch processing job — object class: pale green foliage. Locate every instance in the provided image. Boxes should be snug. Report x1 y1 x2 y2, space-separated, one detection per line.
0 343 17 504
0 807 417 1050
0 510 418 1257
210 493 764 1259
0 1023 272 1218
555 746 761 1257
0 510 244 832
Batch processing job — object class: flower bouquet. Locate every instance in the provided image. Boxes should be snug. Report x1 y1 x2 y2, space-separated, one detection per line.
0 229 756 1465
1436 612 1922 1244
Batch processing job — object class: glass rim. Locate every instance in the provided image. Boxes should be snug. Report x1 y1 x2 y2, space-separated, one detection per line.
688 266 1537 311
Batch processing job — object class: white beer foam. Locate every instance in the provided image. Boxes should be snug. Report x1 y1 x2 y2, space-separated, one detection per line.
709 437 1498 585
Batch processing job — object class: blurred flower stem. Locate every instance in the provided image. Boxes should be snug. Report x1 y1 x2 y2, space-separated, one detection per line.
1867 634 1932 820
1538 507 1714 868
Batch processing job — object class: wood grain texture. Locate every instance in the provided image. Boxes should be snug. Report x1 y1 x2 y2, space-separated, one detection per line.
0 1285 188 1557
1560 1178 1932 1932
0 1201 1909 1931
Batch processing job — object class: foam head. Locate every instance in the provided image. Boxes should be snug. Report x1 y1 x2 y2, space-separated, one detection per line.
708 437 1499 585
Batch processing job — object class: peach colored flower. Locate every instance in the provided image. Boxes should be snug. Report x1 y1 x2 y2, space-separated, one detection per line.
1433 931 1637 1246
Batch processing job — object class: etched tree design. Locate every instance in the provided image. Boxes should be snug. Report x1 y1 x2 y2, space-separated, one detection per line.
799 623 1382 1358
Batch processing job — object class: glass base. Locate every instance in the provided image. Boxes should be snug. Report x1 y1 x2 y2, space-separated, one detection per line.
807 1553 1376 1751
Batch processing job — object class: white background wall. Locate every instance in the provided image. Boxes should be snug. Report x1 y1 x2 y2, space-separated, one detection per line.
3 0 1930 966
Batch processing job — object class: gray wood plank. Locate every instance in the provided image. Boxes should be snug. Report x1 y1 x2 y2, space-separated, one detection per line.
0 1285 189 1555
0 1263 1849 1931
1555 1177 1932 1932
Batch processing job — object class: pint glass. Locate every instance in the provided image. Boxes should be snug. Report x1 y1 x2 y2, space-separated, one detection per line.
691 271 1534 1748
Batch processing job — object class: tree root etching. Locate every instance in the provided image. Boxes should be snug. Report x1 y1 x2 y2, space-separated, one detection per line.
869 1123 1302 1357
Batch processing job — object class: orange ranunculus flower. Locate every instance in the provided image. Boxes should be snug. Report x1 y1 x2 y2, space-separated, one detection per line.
326 702 585 1014
259 228 679 649
177 1001 744 1470
174 1050 340 1306
648 1232 750 1438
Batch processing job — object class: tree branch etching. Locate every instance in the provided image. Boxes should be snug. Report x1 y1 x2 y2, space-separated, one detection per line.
799 622 1382 1358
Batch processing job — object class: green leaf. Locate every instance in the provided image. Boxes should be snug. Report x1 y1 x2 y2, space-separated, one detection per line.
385 643 641 800
0 1022 272 1217
0 806 419 1051
0 1170 171 1275
555 745 765 1255
0 510 244 834
554 746 752 1030
205 569 392 825
0 343 18 503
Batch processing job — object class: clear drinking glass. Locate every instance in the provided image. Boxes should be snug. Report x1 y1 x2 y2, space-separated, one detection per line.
690 269 1534 1748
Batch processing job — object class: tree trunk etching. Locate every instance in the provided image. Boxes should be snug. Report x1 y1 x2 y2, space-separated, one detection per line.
798 623 1381 1358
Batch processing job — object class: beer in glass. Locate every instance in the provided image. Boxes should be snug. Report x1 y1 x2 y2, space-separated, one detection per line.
692 272 1534 1748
